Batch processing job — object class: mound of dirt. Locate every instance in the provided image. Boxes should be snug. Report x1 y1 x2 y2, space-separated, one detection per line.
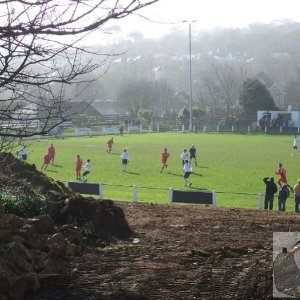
0 152 133 299
0 152 133 239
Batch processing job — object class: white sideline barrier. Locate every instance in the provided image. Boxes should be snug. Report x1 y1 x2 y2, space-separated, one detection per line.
66 181 103 199
102 127 118 134
128 125 142 133
65 181 264 210
75 128 91 136
258 192 263 210
169 188 217 207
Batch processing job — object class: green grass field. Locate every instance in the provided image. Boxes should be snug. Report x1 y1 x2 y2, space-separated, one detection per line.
20 132 299 210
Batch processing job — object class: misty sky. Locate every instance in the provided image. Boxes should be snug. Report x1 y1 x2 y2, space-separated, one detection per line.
98 0 300 41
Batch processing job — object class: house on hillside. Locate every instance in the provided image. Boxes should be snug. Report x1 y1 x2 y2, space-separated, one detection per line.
66 101 101 116
16 100 128 119
91 99 127 115
13 101 102 123
269 83 286 107
255 71 286 108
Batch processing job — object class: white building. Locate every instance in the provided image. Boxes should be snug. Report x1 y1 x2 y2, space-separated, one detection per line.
257 110 300 128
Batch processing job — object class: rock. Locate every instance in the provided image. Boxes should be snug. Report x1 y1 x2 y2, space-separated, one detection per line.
91 200 133 239
61 226 83 245
6 241 34 272
19 224 49 252
0 215 10 230
8 215 26 230
0 214 24 232
0 214 68 298
47 232 65 245
65 243 81 256
27 215 55 234
0 229 12 243
53 197 133 239
30 249 49 272
47 232 66 255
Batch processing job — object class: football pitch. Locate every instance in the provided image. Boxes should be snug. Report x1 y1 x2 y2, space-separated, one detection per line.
23 132 299 210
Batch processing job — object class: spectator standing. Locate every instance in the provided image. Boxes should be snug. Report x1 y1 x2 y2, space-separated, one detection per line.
263 177 278 210
107 137 114 153
20 145 28 161
292 134 298 156
15 151 22 159
180 148 190 166
294 179 300 213
160 148 170 173
75 155 83 180
82 159 91 182
278 184 290 212
120 149 129 172
183 160 193 187
119 125 124 136
48 143 56 164
189 145 197 166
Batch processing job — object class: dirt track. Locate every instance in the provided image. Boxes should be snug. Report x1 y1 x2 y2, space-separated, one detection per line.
24 201 300 299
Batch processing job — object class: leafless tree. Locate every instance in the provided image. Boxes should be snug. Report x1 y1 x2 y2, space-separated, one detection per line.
202 61 242 123
0 0 158 148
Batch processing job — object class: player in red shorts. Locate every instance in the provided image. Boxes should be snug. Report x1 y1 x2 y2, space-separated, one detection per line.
106 137 114 153
275 163 293 191
75 154 83 180
41 153 51 170
160 148 170 173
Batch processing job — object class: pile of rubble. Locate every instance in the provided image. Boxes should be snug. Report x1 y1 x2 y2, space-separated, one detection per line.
0 209 82 299
0 152 133 299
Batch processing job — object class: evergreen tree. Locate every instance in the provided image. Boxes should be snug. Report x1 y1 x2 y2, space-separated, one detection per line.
239 79 278 114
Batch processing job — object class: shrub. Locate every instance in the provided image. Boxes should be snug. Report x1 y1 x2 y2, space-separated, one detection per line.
0 188 46 218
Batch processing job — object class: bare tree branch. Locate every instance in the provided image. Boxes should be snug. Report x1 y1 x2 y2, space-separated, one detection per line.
0 0 158 148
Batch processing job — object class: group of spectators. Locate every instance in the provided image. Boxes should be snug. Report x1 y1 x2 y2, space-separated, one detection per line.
263 162 300 212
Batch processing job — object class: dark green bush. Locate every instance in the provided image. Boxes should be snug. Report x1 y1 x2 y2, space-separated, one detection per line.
0 188 46 218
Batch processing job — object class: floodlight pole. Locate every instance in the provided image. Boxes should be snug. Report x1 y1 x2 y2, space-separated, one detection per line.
183 20 195 132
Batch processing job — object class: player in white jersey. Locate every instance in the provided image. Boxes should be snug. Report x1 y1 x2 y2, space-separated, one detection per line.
180 148 190 166
183 160 193 187
292 134 298 156
120 149 129 171
82 159 91 182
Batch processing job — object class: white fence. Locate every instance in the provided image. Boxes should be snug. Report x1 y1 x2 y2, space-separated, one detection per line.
64 181 270 210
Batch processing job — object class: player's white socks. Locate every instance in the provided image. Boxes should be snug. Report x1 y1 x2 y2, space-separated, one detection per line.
184 178 190 186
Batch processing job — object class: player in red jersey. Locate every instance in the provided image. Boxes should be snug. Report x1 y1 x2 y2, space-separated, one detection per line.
160 148 170 173
41 153 51 170
106 137 114 153
75 154 83 180
275 163 293 191
48 143 56 164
